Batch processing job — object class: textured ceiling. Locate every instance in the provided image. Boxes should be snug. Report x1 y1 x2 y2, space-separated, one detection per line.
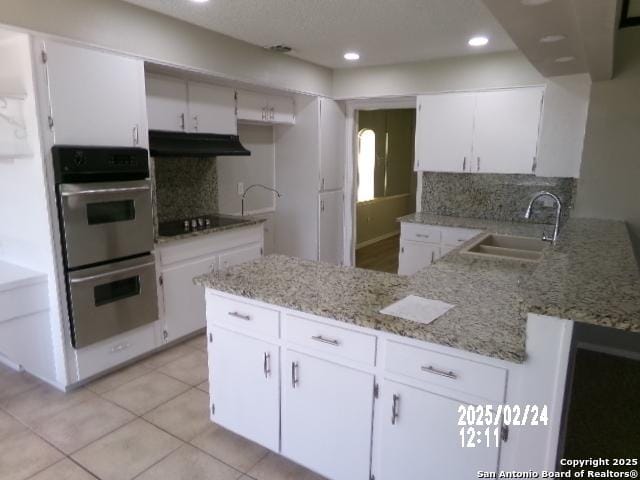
120 0 516 68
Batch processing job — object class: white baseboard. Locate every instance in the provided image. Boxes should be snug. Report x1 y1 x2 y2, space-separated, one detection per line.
356 230 400 250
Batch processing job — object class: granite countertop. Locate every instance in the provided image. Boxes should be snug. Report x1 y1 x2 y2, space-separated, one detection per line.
194 216 640 364
156 216 265 244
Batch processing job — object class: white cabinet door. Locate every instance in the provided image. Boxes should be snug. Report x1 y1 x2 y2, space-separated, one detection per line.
282 350 374 480
319 98 346 191
44 40 146 147
398 240 439 275
319 190 343 265
268 94 295 125
473 88 543 174
146 74 188 132
236 89 268 123
415 93 475 172
161 255 218 343
377 380 500 480
209 326 280 451
219 244 263 270
188 81 237 135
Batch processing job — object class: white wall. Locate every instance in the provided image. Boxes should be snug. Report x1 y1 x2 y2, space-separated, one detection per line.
334 52 590 179
217 124 276 215
0 33 64 385
0 0 332 97
575 28 640 259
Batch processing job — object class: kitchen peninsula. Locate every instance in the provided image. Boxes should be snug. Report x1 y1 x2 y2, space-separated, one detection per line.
195 216 640 480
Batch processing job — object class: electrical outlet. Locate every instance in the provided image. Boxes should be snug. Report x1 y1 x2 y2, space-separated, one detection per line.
237 182 244 195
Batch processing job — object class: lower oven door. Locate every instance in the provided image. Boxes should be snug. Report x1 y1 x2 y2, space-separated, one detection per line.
68 254 159 349
59 180 154 269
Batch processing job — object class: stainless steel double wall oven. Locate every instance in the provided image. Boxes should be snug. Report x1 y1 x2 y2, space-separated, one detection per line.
53 146 158 348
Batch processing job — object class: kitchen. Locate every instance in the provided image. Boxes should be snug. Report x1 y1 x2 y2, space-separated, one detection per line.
0 1 639 479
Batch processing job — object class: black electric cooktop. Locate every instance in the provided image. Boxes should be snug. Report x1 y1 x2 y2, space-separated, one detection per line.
158 214 249 237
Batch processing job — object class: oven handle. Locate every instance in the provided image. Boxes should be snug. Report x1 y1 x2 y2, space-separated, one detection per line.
60 185 150 197
69 261 155 284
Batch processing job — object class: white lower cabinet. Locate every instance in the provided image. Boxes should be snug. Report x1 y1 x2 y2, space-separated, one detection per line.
159 225 264 344
209 326 280 451
282 350 374 480
205 293 507 480
162 254 218 342
398 240 439 275
376 380 500 480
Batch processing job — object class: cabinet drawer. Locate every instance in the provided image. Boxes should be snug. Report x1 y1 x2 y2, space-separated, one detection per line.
385 340 506 401
401 223 441 244
76 322 157 381
206 293 280 340
285 314 377 366
441 227 482 247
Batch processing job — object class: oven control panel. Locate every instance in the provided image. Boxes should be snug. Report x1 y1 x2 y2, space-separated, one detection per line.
52 146 150 183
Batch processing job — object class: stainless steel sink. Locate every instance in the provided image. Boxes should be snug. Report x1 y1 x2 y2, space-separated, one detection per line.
460 233 547 263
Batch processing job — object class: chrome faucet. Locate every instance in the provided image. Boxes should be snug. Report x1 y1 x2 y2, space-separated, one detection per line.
524 191 563 245
241 184 282 216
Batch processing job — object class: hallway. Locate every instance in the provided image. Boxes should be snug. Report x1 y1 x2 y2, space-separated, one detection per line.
355 235 400 274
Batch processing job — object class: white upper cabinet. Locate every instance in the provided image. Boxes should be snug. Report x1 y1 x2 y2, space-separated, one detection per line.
473 88 543 174
415 87 544 175
187 81 237 135
146 75 236 134
146 74 188 132
415 92 475 173
319 98 346 191
43 40 147 147
237 89 295 125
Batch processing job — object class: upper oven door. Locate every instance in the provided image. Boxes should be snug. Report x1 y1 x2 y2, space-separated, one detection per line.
59 180 154 269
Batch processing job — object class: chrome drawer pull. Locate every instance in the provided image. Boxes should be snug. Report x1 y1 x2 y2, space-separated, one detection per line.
263 352 271 379
391 394 400 425
421 365 457 380
311 335 340 346
228 311 251 321
415 234 430 238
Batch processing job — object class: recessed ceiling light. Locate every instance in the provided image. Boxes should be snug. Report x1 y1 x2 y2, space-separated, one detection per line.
344 52 360 61
521 0 552 6
540 34 566 43
554 56 575 63
468 36 489 47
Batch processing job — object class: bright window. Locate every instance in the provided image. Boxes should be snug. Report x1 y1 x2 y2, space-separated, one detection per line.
357 129 375 202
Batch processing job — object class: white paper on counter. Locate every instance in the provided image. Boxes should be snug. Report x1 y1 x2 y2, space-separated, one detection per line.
380 295 454 325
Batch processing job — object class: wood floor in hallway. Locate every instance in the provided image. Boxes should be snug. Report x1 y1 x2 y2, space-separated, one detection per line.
355 234 400 274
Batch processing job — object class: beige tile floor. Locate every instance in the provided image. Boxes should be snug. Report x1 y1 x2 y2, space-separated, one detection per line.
0 334 326 480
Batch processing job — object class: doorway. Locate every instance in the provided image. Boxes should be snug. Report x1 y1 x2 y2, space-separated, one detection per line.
353 107 417 273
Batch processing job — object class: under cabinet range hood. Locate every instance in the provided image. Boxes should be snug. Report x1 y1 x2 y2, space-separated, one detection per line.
149 130 251 157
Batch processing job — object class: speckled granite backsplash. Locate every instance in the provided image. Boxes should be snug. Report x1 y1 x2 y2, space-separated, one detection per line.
153 157 218 223
421 173 577 223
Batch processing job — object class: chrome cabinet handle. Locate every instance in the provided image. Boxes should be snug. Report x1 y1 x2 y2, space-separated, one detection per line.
109 342 131 354
270 107 275 120
311 335 340 346
263 352 271 378
291 361 299 388
431 251 435 263
70 261 155 284
132 125 139 146
262 107 266 121
228 311 251 321
180 113 186 131
462 157 466 171
60 185 150 197
416 234 430 239
421 365 458 380
193 115 199 132
391 394 400 425
477 156 481 172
